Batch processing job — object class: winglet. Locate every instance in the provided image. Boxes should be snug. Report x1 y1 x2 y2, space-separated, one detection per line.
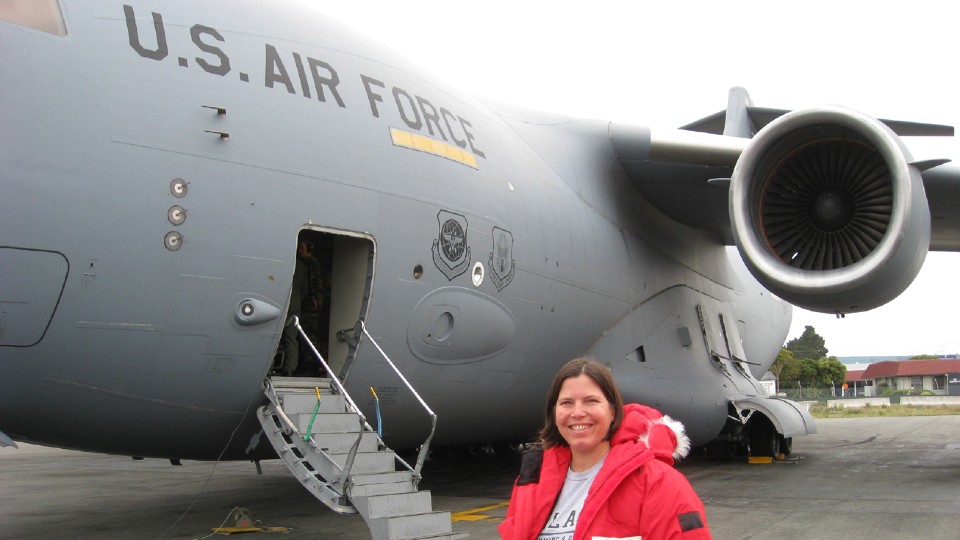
680 87 785 138
722 86 755 138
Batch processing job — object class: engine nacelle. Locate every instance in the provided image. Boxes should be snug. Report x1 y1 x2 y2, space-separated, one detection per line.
729 107 930 314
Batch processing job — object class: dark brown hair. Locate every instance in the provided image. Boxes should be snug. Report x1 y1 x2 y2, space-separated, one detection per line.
538 357 624 448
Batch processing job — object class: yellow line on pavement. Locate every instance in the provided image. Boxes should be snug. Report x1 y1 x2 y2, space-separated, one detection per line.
450 501 510 522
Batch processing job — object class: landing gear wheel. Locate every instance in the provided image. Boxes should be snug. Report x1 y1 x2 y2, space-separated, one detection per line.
779 435 793 456
748 415 780 458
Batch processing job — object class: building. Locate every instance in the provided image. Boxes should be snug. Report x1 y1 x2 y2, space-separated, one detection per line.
847 359 960 397
759 371 777 395
843 369 870 397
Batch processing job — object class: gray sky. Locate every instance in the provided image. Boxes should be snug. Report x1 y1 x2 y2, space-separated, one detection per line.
320 0 959 357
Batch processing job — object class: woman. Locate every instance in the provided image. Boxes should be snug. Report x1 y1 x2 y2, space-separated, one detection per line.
498 357 712 540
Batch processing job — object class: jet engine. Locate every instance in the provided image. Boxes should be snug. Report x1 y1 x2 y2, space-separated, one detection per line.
729 106 930 314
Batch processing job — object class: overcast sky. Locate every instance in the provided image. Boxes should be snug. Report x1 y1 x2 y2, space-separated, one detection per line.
319 1 959 358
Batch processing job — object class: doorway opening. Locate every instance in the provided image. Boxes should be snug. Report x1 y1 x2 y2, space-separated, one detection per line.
274 228 375 381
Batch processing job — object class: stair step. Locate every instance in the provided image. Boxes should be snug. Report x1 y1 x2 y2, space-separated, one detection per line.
415 533 468 540
330 450 397 474
380 511 456 540
349 471 416 497
350 470 414 486
359 491 433 518
280 392 348 414
311 431 380 453
350 480 417 498
270 376 333 390
292 412 365 433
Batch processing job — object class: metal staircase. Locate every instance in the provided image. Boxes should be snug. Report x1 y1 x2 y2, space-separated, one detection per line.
257 319 465 540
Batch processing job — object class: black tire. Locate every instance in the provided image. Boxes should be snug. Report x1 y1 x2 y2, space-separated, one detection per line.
748 415 780 458
779 435 793 456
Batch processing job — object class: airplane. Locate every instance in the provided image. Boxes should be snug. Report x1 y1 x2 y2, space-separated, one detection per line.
3 0 959 513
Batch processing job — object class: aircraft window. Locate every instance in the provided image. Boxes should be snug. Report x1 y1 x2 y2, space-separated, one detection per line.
0 0 66 35
471 262 484 287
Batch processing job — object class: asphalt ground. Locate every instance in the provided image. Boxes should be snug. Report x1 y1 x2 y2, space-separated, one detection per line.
2 415 960 539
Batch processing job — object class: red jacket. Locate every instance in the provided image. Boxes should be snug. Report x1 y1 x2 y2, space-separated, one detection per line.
498 404 711 540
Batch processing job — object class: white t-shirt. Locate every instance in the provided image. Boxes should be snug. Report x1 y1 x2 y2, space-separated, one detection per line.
537 456 606 540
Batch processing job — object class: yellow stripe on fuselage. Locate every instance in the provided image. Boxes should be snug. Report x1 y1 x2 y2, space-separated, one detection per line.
390 127 479 169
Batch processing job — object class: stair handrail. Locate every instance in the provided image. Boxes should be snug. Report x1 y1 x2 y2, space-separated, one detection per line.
290 317 436 485
292 316 368 491
292 316 367 425
360 320 438 480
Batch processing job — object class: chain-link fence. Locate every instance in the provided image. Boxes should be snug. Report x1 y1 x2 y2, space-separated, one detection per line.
778 385 938 400
779 385 838 400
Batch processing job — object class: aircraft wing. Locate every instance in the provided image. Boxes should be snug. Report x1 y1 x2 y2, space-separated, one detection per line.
611 125 742 245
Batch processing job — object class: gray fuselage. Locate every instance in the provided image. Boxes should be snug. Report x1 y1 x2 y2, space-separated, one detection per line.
0 0 790 459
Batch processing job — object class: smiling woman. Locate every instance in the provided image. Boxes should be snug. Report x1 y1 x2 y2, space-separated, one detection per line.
499 357 712 540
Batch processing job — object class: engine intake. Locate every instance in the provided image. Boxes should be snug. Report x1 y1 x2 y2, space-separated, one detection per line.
730 107 930 314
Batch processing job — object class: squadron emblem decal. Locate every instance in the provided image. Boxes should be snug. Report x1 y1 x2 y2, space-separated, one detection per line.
432 210 471 281
488 227 516 291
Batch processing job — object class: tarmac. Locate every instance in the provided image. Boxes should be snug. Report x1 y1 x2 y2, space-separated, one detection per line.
2 415 960 539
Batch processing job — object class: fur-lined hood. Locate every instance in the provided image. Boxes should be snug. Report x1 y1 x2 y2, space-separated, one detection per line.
611 403 692 464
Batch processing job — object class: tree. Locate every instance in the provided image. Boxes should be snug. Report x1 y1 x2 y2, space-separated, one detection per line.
776 349 804 389
786 325 828 361
797 360 818 387
771 348 796 392
815 356 847 388
908 354 938 360
771 348 795 379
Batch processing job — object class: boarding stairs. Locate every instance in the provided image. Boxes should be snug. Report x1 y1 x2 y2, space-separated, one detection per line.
257 319 465 540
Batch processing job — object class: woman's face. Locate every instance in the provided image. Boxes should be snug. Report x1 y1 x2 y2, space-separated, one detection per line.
555 374 614 458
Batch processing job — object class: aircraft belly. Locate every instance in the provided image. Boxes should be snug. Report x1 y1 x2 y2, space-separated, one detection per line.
0 366 265 460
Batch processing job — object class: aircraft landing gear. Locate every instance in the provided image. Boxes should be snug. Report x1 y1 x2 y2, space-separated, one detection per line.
748 414 780 459
779 435 793 456
702 408 791 462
